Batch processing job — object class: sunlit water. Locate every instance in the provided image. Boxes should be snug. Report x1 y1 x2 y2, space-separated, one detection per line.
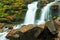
0 0 60 40
24 1 38 25
13 24 24 29
37 2 56 25
13 1 38 29
0 31 9 40
37 1 60 40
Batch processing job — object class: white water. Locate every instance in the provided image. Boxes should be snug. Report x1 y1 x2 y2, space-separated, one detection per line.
24 1 38 25
0 27 10 40
0 31 9 40
13 1 38 29
0 1 59 40
37 2 56 25
13 24 24 29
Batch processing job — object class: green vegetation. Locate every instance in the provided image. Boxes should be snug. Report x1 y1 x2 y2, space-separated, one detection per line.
0 0 27 24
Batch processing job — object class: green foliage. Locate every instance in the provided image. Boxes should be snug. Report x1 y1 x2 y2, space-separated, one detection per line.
0 0 27 24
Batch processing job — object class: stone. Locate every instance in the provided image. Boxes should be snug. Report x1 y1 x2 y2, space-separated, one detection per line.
38 24 46 29
6 24 43 40
21 27 42 40
0 29 3 33
6 29 23 40
20 24 36 33
55 17 60 25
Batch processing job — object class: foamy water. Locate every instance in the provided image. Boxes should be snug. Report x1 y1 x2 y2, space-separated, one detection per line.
24 1 38 25
37 2 56 25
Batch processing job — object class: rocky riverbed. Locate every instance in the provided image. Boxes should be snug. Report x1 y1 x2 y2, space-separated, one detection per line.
5 24 44 40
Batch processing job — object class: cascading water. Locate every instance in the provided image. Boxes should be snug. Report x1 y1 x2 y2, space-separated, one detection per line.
24 1 38 25
0 32 9 40
37 2 56 25
38 0 60 40
0 0 60 40
13 1 38 29
0 27 10 40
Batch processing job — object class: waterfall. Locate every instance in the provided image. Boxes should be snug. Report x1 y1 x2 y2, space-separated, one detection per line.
37 1 60 40
0 0 60 40
37 2 56 25
13 1 38 29
24 1 38 25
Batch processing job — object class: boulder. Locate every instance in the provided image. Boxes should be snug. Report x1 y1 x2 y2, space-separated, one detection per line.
6 24 43 40
21 27 41 40
6 29 23 40
20 24 36 33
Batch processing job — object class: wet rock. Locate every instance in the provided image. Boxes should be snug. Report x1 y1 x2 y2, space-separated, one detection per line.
36 0 55 20
20 24 36 33
2 24 13 32
6 29 23 40
0 29 3 33
54 17 60 25
38 24 46 29
21 27 43 40
6 24 43 40
37 27 57 40
38 0 49 9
